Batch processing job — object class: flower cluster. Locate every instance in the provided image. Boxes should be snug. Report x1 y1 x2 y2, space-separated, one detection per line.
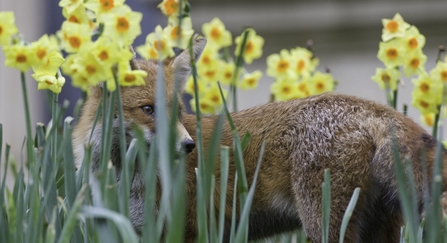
372 13 446 127
59 0 147 92
184 18 265 115
267 46 335 101
1 12 66 93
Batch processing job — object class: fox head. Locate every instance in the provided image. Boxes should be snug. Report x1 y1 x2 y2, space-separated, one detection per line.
72 38 207 169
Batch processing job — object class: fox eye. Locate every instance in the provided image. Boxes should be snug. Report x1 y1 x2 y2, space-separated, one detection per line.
140 105 154 115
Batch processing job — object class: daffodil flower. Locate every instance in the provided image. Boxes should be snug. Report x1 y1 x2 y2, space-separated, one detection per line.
296 78 311 98
197 45 219 69
239 70 262 90
59 0 84 15
290 47 314 78
0 12 19 46
403 50 427 77
309 71 334 95
101 5 142 47
429 61 447 84
381 13 410 42
403 26 426 52
190 98 216 115
71 52 112 85
271 78 299 101
62 5 91 25
136 43 160 60
118 62 147 87
412 95 439 115
198 64 219 83
411 73 442 105
377 39 405 68
164 17 194 50
234 29 264 64
217 61 236 85
32 73 66 94
158 0 184 19
202 18 232 49
85 0 125 17
3 43 36 72
32 51 65 77
266 49 296 80
420 113 435 127
371 67 401 91
142 25 175 60
185 75 207 96
60 21 92 53
89 36 121 67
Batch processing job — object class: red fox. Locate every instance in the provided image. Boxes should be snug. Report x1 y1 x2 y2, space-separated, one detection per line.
73 38 447 243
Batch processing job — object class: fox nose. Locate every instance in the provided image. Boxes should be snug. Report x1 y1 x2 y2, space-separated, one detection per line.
182 139 196 154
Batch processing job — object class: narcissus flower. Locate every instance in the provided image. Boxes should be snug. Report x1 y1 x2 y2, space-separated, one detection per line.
377 39 405 68
420 113 435 127
101 5 142 46
296 78 311 98
71 73 92 91
190 98 216 115
234 29 264 64
185 75 207 96
59 0 84 15
142 25 175 60
218 61 236 85
85 0 125 16
381 13 410 42
158 0 184 18
0 12 19 46
371 67 401 91
32 74 66 94
32 51 65 76
239 70 262 90
30 34 61 67
411 73 441 104
271 79 299 101
266 49 296 80
198 64 219 83
62 5 91 25
71 52 111 85
202 18 232 49
164 17 194 50
60 21 92 53
403 26 425 52
309 72 334 95
197 45 219 69
118 62 147 87
430 61 447 84
412 95 439 115
290 47 315 78
136 43 160 60
3 43 36 72
403 50 427 77
89 36 121 67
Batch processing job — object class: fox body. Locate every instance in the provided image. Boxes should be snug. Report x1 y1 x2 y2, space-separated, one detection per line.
73 39 447 243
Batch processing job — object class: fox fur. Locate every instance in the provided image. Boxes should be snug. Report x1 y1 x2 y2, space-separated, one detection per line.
73 38 447 243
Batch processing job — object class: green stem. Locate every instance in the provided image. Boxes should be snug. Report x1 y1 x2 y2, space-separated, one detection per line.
392 88 398 110
51 92 58 166
231 29 250 112
20 72 35 165
432 106 441 139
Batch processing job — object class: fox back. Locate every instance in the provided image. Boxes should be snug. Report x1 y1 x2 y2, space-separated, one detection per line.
73 38 447 243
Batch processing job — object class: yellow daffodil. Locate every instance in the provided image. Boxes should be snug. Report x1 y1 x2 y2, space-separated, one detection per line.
429 61 447 84
239 70 262 90
32 74 66 94
164 17 194 50
61 53 80 76
3 43 36 72
271 79 299 101
71 73 92 91
85 0 125 17
202 18 232 49
71 52 112 85
158 0 184 18
118 62 147 87
420 113 435 127
296 78 311 98
403 26 425 52
371 67 400 91
266 49 296 80
198 64 219 83
136 43 159 60
290 47 314 78
412 95 439 115
59 0 84 15
90 36 121 67
0 12 19 46
381 13 410 42
218 60 236 85
403 50 427 77
101 5 142 46
143 25 175 60
190 97 216 115
309 72 334 95
60 21 92 53
185 75 207 96
197 44 219 69
203 84 226 107
411 73 442 104
32 51 65 77
234 29 264 64
377 39 405 68
62 5 91 25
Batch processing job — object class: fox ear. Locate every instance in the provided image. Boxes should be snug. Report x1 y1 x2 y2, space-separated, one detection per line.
171 37 207 87
129 45 141 70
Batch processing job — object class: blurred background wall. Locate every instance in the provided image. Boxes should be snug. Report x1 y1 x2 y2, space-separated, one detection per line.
1 0 447 161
